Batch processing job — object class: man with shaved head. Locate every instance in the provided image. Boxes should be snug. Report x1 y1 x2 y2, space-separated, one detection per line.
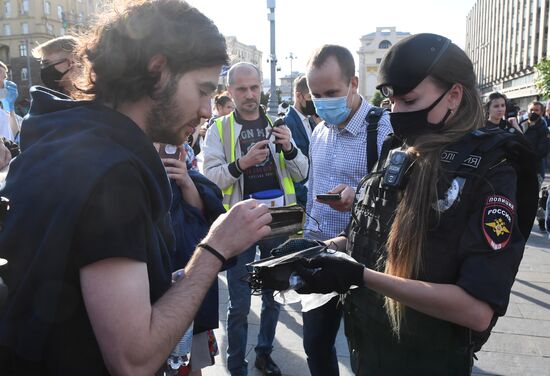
203 62 308 376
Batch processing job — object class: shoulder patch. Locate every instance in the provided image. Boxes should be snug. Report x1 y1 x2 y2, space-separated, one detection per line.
482 195 515 250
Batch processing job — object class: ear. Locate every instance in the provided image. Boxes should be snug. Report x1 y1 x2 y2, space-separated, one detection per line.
148 54 167 75
226 85 234 98
148 54 169 88
350 76 359 93
447 83 463 111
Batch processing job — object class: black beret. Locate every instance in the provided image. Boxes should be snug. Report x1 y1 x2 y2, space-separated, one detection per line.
376 33 451 97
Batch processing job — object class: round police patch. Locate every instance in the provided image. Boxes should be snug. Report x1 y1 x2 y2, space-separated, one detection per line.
482 195 515 250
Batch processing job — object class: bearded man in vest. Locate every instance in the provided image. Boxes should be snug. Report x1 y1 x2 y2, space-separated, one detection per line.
203 62 308 376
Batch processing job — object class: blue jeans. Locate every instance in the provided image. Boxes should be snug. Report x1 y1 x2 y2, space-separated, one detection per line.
303 296 343 376
226 236 286 376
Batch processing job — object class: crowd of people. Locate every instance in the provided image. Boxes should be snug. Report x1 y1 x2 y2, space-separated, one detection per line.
0 1 545 376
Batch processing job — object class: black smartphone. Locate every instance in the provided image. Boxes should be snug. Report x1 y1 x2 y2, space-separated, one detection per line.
267 118 285 153
316 193 341 201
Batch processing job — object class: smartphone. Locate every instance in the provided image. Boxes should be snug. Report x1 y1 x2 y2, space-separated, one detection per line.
267 119 285 153
316 193 341 201
158 143 181 159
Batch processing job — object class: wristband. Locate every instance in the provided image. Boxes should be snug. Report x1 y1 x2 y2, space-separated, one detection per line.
282 143 294 155
197 243 227 265
235 158 243 173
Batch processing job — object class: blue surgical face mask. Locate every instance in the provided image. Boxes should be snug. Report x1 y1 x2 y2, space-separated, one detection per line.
312 84 352 125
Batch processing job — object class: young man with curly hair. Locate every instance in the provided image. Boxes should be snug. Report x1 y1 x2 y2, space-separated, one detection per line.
0 1 272 374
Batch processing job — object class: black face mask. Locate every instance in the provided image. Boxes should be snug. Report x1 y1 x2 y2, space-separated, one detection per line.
389 90 452 144
528 112 540 122
301 100 318 117
40 63 69 93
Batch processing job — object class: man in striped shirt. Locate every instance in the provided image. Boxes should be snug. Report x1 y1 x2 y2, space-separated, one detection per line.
302 44 392 376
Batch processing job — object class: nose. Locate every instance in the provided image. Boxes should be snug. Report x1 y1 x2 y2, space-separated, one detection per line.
200 98 212 119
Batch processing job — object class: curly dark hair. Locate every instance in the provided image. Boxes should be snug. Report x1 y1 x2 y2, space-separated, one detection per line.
78 0 228 106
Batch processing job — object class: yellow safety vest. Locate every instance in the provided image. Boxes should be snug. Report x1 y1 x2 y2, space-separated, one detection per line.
215 112 296 210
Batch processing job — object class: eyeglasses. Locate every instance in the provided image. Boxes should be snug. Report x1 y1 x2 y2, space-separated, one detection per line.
40 58 68 69
380 85 394 98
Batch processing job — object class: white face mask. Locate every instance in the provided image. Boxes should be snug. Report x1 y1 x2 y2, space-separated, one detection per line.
0 88 7 100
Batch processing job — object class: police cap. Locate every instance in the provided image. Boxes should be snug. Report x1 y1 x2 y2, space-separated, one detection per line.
377 33 451 97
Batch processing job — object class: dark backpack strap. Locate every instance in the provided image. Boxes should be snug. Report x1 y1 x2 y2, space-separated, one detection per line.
366 107 386 173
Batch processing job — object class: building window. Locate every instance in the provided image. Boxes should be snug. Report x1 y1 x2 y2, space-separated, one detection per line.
4 1 11 17
378 40 392 49
20 68 28 81
57 5 63 20
376 58 382 64
21 0 29 14
3 24 11 36
44 1 51 15
21 22 28 34
19 43 28 57
46 22 53 35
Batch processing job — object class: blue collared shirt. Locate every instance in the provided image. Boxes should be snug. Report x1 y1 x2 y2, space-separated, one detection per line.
304 97 393 240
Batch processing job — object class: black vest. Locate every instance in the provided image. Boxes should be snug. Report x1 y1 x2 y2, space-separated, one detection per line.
344 128 538 376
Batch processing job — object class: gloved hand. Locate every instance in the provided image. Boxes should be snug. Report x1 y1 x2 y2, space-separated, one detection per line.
4 80 17 113
270 238 325 257
294 253 365 294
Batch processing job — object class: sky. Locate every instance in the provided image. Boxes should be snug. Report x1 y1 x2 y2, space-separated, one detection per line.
188 0 478 83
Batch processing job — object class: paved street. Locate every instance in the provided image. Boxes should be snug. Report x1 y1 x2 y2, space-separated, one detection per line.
205 228 550 376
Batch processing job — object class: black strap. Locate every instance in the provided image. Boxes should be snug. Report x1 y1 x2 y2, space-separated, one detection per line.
366 107 386 173
197 243 227 265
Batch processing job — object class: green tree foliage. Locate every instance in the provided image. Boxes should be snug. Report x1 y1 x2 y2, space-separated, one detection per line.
535 59 550 99
370 90 384 106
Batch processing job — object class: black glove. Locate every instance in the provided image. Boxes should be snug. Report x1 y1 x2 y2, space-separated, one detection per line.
270 238 325 257
294 253 365 294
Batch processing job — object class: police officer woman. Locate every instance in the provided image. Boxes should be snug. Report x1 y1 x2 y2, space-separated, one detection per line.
281 34 538 375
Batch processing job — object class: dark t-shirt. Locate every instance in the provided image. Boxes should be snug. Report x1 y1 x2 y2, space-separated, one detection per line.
235 112 280 197
0 164 173 375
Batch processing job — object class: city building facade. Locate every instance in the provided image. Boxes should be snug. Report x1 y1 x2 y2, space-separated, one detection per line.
279 71 301 102
466 0 550 109
0 0 100 109
224 35 263 78
357 27 410 101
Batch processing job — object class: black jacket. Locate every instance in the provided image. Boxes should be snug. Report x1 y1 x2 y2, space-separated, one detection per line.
0 86 172 373
523 119 549 162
